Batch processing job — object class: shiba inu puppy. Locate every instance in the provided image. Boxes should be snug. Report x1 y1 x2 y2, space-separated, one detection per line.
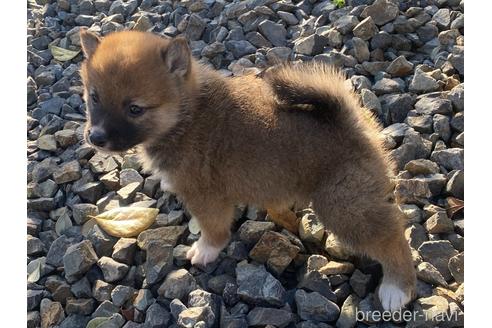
79 29 415 311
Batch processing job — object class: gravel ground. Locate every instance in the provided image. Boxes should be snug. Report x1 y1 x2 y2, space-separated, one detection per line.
27 0 464 327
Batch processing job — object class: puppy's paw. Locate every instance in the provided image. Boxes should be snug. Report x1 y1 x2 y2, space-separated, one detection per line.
378 282 411 312
186 238 222 266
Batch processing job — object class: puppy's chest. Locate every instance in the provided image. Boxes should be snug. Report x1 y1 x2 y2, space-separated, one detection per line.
138 149 177 192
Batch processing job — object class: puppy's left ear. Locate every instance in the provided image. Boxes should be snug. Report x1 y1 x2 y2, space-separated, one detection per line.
80 29 101 59
162 37 191 77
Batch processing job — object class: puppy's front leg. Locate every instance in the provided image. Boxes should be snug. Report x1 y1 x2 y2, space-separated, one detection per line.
186 203 234 266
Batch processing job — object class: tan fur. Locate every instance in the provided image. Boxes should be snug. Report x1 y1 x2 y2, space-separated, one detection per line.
80 30 415 307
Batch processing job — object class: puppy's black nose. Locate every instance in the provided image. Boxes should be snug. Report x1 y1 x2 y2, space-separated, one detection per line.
89 129 107 147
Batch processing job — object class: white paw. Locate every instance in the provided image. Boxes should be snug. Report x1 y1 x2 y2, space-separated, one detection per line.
186 238 222 266
378 282 411 311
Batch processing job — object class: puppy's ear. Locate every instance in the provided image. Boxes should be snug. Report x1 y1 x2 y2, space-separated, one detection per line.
80 29 101 59
162 37 191 77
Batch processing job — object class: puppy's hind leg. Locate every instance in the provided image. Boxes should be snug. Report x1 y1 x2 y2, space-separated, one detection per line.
185 202 234 266
312 185 415 312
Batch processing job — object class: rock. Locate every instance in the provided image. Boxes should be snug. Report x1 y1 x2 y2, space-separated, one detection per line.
246 307 294 328
278 11 298 25
433 8 451 30
336 294 359 328
178 306 215 328
417 262 448 287
225 40 256 58
360 89 381 114
63 240 98 282
415 97 453 116
249 231 300 275
349 269 373 298
75 181 105 203
133 289 155 312
409 69 441 93
448 83 464 111
207 274 235 295
294 34 328 56
418 241 458 281
333 15 359 34
380 93 415 124
88 224 118 258
351 37 370 63
361 0 399 25
54 129 78 148
405 223 428 250
353 17 378 41
97 256 129 282
297 270 337 302
405 159 440 176
133 15 152 32
430 148 464 171
246 31 272 48
27 235 44 256
412 295 449 326
100 170 120 191
446 170 464 199
137 226 187 250
119 168 143 188
27 289 45 311
395 174 447 204
299 213 325 243
433 114 451 142
89 153 118 174
407 114 433 134
72 203 98 225
295 289 340 322
93 280 115 302
71 277 92 298
40 299 65 328
92 300 119 318
373 78 404 95
448 252 464 284
424 211 454 234
258 20 287 47
111 285 136 307
236 261 286 306
117 182 141 203
65 298 95 315
37 135 57 152
144 303 171 327
158 268 197 300
237 220 275 246
27 311 40 328
387 55 413 77
145 241 173 285
112 238 137 265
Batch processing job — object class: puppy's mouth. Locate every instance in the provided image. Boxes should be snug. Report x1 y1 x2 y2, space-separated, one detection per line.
84 137 136 155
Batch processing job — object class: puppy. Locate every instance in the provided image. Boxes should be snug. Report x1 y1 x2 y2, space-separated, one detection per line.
79 30 415 311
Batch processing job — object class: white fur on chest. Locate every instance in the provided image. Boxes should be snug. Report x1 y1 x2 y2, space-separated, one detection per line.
158 170 174 192
138 147 175 192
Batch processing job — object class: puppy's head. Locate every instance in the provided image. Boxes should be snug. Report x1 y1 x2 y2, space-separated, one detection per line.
79 30 195 152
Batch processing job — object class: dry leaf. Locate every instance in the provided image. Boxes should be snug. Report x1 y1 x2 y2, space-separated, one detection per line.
94 207 158 237
121 307 134 321
27 259 42 283
446 197 464 218
55 213 72 236
49 45 80 62
86 317 110 328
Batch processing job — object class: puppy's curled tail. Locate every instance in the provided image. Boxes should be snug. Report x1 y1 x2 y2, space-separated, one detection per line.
263 62 361 125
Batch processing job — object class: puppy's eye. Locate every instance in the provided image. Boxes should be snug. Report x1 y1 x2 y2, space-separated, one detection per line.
91 93 99 104
129 105 145 117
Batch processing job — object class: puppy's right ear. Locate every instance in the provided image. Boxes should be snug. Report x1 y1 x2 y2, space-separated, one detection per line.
162 37 191 77
80 29 101 59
